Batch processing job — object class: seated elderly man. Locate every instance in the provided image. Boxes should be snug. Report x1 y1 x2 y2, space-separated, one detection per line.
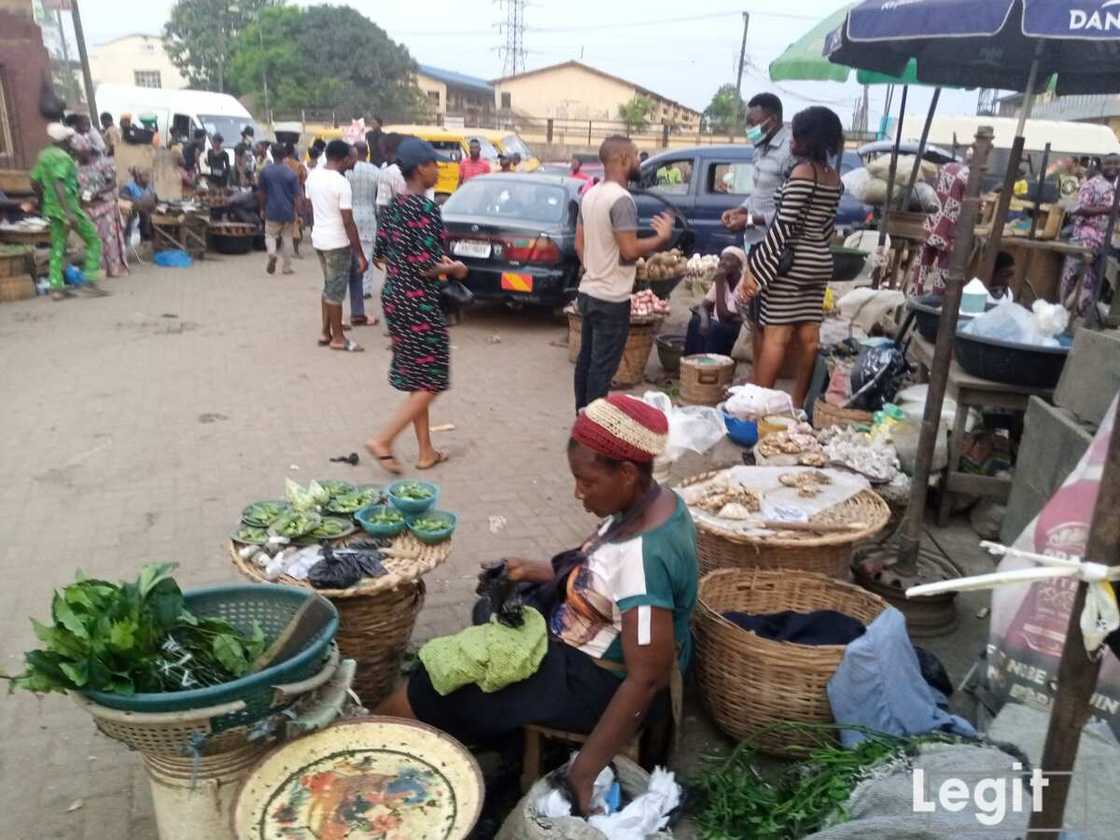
120 167 156 242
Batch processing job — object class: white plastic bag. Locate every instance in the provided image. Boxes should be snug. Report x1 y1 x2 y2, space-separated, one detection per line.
588 767 681 840
960 299 1059 347
1031 299 1069 338
841 167 873 203
722 384 794 421
642 391 726 460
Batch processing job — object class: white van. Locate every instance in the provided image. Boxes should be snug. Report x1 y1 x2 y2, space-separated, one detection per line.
95 84 256 170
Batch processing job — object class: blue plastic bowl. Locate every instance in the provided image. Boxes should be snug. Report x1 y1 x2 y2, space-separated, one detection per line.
407 510 458 545
722 411 759 448
387 480 439 515
354 503 408 537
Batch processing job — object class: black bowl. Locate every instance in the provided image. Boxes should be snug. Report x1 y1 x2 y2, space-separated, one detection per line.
831 247 868 283
953 332 1068 389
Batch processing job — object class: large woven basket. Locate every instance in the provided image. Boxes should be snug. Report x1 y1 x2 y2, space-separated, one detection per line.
694 568 887 756
679 471 891 579
566 308 658 386
812 398 874 430
680 354 736 405
230 534 448 706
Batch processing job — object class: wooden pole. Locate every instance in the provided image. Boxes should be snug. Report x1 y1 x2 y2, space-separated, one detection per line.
1027 142 1051 241
902 88 941 209
70 0 98 122
1026 410 1120 836
871 85 908 290
895 126 995 573
735 13 750 105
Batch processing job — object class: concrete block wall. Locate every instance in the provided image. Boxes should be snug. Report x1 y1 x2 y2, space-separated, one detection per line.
1052 327 1120 429
1000 397 1093 543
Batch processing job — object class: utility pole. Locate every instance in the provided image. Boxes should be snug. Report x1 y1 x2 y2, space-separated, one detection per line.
69 0 98 121
735 12 750 103
259 23 270 125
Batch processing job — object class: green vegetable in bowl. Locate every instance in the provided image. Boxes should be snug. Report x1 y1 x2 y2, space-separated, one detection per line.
326 487 381 514
233 525 268 545
241 500 290 528
371 508 405 526
270 509 321 538
317 480 357 500
410 515 451 533
392 481 434 500
308 517 351 539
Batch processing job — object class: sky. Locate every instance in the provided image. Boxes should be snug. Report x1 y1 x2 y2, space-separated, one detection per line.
75 0 987 129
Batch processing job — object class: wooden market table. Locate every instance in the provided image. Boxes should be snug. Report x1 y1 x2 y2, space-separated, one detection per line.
909 334 1054 525
970 231 1093 305
151 211 209 259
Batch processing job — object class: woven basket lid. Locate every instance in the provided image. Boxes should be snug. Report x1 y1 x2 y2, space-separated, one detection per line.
234 718 483 840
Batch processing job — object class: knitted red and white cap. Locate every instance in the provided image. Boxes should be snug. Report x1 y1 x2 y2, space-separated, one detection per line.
571 395 669 463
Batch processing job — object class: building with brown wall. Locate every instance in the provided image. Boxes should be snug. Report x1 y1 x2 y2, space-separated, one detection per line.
0 0 54 171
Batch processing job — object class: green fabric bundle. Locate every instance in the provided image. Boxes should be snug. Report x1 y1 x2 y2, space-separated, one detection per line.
418 607 548 696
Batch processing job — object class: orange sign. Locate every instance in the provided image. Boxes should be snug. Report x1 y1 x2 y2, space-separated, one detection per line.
500 273 533 293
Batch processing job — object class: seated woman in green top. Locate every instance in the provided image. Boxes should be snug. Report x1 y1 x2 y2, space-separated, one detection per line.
377 394 698 815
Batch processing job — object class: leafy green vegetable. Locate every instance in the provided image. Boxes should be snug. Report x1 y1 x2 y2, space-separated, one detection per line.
409 515 452 533
317 480 357 500
241 500 290 528
690 724 954 839
391 481 434 500
4 564 268 696
307 517 351 539
271 509 322 538
233 525 269 545
370 508 405 526
325 487 381 514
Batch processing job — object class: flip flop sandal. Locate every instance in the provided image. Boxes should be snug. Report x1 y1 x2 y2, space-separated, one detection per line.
318 337 331 346
330 339 364 352
417 450 449 470
351 316 370 326
366 443 402 475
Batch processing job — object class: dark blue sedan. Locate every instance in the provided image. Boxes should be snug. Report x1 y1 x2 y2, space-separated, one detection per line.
632 145 871 255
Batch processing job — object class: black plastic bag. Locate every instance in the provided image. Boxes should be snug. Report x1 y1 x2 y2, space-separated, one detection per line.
441 279 474 308
39 73 66 121
848 343 907 411
308 549 386 590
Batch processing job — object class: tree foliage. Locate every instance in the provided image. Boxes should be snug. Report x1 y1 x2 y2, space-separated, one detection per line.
704 84 747 135
163 0 278 92
618 95 656 133
227 4 423 118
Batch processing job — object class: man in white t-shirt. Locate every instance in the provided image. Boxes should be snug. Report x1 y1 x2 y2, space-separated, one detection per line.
306 139 368 352
574 136 673 410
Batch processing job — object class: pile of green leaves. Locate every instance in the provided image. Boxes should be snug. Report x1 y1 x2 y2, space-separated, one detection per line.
690 724 947 839
7 564 266 696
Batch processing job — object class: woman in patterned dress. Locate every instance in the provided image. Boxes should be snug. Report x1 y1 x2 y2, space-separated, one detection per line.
739 106 844 408
367 138 467 475
73 134 129 278
1059 154 1119 318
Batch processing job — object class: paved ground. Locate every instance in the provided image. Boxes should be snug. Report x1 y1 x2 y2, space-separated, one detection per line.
0 251 993 839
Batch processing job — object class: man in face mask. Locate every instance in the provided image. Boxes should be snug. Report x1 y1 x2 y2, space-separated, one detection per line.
719 92 791 358
721 93 790 244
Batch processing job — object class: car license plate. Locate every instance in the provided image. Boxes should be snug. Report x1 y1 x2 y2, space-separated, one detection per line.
452 239 491 259
501 273 534 293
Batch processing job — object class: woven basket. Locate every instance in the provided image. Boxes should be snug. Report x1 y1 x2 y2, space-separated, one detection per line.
0 273 35 303
812 398 874 430
230 534 448 706
0 246 32 278
680 354 735 405
72 645 339 757
566 309 659 385
694 568 887 755
679 471 891 579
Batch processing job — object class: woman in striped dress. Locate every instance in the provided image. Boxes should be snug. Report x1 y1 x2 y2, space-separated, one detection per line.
740 107 844 408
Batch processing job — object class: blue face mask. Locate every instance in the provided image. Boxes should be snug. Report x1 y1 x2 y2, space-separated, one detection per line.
746 122 768 146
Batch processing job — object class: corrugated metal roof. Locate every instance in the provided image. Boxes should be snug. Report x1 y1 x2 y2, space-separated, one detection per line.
417 65 493 94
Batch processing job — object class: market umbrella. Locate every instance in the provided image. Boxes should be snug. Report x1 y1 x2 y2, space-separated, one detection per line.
826 0 1120 96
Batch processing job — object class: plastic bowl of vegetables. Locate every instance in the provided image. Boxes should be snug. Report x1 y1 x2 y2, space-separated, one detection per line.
407 510 458 544
355 504 408 537
386 480 439 515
